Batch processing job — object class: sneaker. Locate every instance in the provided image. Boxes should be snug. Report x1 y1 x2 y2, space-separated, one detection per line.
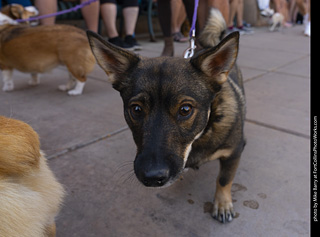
227 26 241 35
304 21 310 37
172 32 188 42
124 35 142 51
237 25 254 35
108 36 134 50
260 7 274 17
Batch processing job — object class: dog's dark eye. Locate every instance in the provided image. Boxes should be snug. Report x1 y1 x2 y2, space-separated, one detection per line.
179 104 193 117
130 104 143 118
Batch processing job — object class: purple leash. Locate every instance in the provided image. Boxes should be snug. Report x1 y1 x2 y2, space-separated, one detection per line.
15 0 98 23
184 0 199 58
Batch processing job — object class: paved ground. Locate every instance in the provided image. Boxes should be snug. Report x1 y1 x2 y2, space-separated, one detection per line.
0 25 310 236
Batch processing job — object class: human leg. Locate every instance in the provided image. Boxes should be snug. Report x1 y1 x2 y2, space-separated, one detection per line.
171 0 188 42
122 7 139 36
100 2 118 38
122 0 141 50
157 0 173 56
34 0 57 25
81 0 100 32
228 0 239 29
209 0 230 24
236 0 243 27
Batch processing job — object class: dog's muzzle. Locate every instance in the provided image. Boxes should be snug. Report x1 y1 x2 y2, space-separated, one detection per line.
134 153 184 187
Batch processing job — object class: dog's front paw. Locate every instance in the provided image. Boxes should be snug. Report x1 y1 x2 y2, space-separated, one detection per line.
67 89 82 96
212 199 235 223
58 84 68 91
28 74 40 86
28 79 40 86
212 182 235 223
2 82 14 91
67 81 84 96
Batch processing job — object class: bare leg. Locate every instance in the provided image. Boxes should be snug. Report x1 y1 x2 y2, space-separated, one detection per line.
81 0 100 32
100 3 118 38
273 0 291 26
228 0 239 28
34 0 57 25
236 0 244 27
295 0 307 15
210 0 230 25
122 7 139 36
171 0 186 34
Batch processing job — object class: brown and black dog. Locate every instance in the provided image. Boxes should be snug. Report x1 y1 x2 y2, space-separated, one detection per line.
88 8 246 223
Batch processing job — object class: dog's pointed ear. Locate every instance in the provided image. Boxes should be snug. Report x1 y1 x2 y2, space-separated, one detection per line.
87 31 140 90
190 31 239 85
9 4 24 19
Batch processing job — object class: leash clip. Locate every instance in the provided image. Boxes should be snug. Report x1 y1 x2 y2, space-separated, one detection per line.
184 30 196 59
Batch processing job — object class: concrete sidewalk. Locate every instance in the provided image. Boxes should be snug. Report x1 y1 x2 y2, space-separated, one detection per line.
0 25 310 236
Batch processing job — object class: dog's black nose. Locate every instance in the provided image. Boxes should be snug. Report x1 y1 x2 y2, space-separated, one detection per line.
141 169 170 187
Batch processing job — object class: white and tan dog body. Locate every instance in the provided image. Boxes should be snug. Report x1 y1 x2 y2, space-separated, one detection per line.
0 4 96 95
0 116 65 236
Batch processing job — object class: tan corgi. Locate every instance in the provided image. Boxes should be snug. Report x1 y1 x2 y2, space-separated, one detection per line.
0 4 96 95
0 116 65 236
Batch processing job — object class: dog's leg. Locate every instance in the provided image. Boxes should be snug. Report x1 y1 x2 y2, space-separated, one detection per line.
212 154 241 223
67 80 85 95
269 22 277 32
58 73 76 92
2 69 14 91
28 73 41 86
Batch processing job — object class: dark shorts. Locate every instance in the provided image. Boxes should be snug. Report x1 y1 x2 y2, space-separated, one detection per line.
100 0 139 8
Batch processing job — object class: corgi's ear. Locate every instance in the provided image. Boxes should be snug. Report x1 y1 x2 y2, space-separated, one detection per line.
10 4 24 19
87 31 140 90
190 31 239 85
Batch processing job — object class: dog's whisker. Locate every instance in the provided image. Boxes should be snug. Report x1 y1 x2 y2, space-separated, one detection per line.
118 170 134 184
113 161 139 186
123 172 137 185
113 161 133 175
115 161 133 171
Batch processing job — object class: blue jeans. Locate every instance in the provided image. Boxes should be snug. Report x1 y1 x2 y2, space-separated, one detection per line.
0 0 32 9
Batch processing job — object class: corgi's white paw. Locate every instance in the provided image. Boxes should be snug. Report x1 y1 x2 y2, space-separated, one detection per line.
28 79 40 86
58 84 68 91
3 82 14 91
29 74 40 85
67 89 82 95
67 81 85 96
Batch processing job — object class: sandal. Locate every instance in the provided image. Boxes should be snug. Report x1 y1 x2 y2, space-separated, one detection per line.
172 32 188 43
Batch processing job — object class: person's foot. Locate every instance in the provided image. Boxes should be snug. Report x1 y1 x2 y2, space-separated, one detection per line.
124 35 142 50
227 26 239 34
237 25 254 35
172 32 188 42
283 22 293 28
108 36 134 50
260 7 274 17
304 21 310 37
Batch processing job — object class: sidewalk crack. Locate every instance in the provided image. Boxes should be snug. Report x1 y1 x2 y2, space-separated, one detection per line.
47 126 129 160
